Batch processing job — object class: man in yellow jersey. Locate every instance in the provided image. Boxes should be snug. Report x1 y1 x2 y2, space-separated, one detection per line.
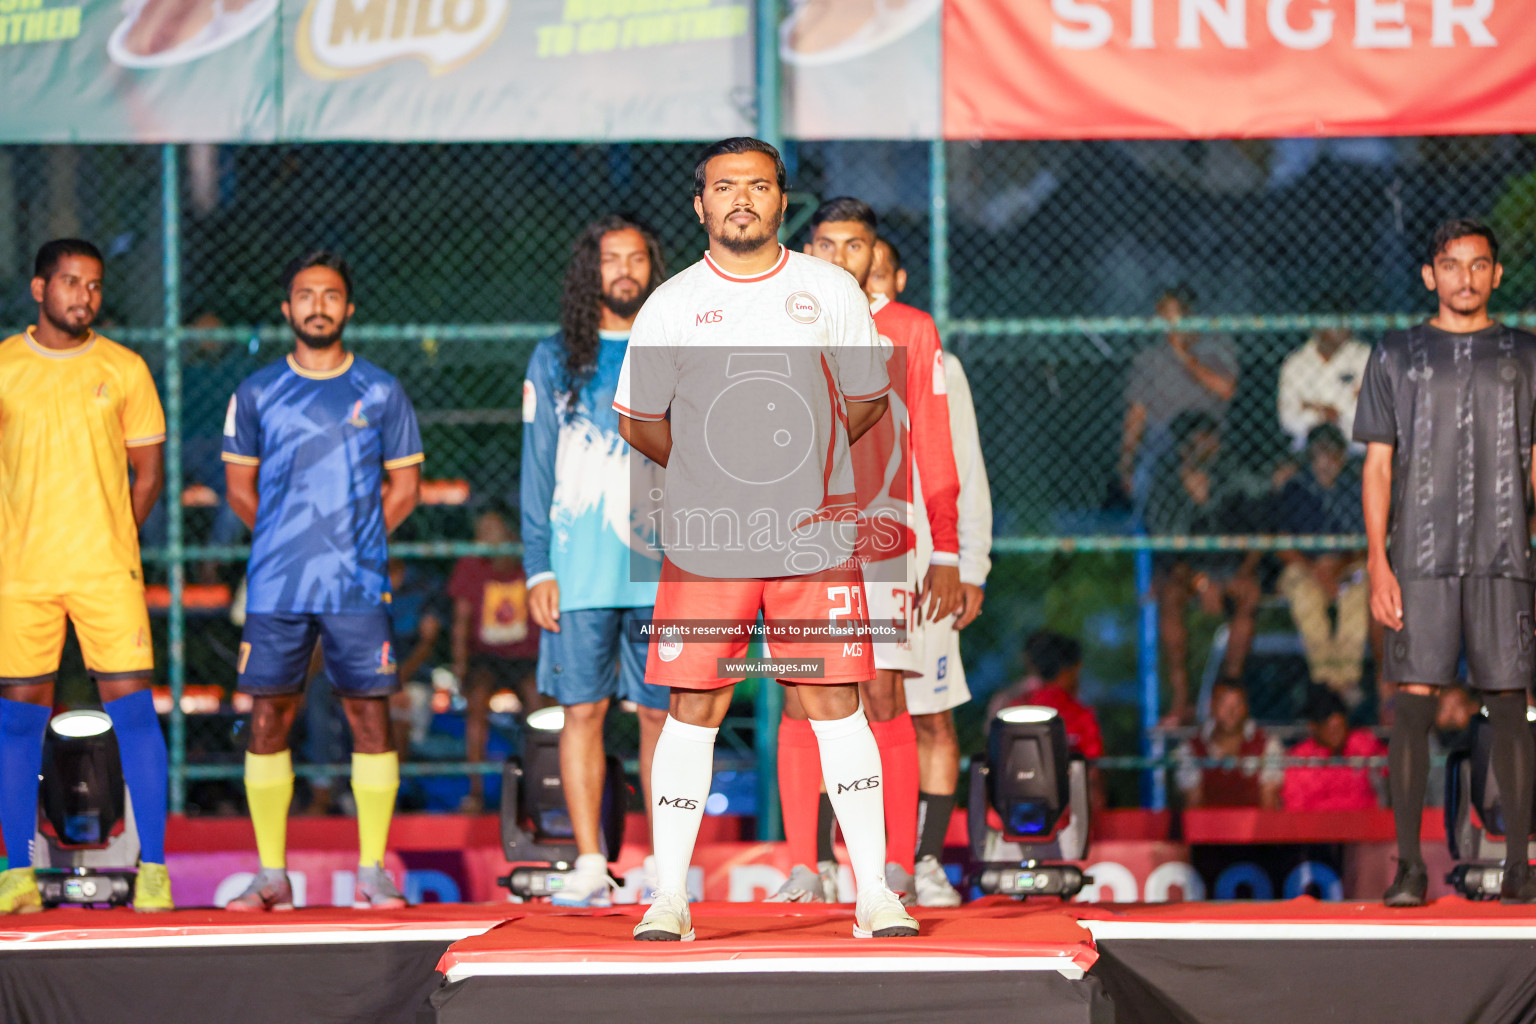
0 239 171 913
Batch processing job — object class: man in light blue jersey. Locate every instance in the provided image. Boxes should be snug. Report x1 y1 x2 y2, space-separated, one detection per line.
222 251 423 911
522 217 669 905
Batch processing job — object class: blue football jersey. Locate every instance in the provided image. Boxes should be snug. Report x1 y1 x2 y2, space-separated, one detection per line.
222 352 423 614
520 332 662 612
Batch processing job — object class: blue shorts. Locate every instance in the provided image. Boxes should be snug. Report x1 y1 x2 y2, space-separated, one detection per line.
238 611 399 698
536 606 667 711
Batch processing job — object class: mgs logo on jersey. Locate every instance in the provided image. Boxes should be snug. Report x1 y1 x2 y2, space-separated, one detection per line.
784 291 821 324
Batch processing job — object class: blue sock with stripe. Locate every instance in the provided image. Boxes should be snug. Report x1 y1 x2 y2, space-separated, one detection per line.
0 698 51 870
104 690 168 865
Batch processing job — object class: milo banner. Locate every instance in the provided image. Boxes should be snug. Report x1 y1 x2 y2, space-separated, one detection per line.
0 0 753 141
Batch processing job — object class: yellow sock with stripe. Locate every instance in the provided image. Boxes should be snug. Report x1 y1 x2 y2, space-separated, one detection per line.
244 750 293 871
352 751 400 867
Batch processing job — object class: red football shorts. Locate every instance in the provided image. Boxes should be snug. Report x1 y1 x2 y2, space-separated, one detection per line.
645 557 876 690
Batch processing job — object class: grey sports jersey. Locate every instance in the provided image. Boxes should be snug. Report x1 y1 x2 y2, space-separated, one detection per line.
1353 323 1536 581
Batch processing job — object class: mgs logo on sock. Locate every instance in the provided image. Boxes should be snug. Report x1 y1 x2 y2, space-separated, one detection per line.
657 796 699 810
836 776 880 794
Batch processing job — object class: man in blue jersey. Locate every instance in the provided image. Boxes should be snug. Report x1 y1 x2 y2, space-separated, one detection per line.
221 251 423 911
522 217 669 905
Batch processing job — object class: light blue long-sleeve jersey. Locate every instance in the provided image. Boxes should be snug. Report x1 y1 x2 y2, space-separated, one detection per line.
520 331 662 611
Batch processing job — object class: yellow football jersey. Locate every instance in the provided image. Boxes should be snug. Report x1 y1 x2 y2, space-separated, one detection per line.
0 328 166 586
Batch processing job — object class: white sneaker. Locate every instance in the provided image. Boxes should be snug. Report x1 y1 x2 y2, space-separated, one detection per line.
914 856 962 908
854 885 919 939
885 862 917 907
766 863 828 903
552 853 613 908
634 889 694 941
817 859 841 902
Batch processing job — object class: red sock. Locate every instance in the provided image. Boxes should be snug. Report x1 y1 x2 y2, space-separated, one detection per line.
777 715 823 869
870 713 919 875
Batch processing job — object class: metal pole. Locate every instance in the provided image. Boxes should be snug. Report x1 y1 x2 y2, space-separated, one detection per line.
161 144 187 815
754 0 784 841
929 139 949 329
1134 548 1164 810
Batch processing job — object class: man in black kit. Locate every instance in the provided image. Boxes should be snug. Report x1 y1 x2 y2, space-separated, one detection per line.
1356 219 1536 906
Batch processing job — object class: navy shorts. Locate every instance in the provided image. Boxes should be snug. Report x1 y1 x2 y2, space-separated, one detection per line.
238 611 399 698
536 606 668 711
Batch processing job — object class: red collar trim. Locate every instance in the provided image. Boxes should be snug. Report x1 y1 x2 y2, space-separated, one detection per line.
704 246 789 283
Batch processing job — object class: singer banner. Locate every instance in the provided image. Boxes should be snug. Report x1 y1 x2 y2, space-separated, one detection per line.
944 0 1536 139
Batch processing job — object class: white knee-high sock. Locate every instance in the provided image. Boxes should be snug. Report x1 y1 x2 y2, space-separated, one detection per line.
811 709 886 899
649 716 717 896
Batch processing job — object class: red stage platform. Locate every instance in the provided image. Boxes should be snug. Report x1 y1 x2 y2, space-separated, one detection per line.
6 897 1536 1023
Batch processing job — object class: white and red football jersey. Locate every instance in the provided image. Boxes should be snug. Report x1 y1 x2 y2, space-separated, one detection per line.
852 294 960 568
613 247 889 579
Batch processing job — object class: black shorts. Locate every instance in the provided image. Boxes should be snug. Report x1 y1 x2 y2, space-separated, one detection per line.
464 653 537 692
1384 576 1535 691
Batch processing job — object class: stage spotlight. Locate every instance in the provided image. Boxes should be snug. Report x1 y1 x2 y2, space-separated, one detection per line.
498 707 627 900
35 710 138 908
1445 707 1536 900
968 706 1091 900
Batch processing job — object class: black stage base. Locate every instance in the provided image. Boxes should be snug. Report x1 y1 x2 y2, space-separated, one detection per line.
431 971 1115 1024
0 905 515 1024
1093 939 1536 1024
1 940 448 1024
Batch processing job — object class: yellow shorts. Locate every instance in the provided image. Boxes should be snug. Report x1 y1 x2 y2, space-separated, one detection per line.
0 576 154 683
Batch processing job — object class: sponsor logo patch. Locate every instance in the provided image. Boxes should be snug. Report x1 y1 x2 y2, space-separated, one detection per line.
522 379 537 423
785 291 821 324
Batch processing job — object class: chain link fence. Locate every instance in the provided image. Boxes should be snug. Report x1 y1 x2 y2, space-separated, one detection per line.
3 136 1535 812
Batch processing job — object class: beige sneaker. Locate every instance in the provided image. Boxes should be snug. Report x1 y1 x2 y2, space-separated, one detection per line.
633 889 693 941
854 884 919 938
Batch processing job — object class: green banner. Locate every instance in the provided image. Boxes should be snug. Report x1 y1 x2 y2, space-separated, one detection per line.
0 0 753 141
0 0 279 141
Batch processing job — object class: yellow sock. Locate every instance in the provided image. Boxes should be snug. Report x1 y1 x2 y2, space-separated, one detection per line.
244 750 293 870
352 751 399 867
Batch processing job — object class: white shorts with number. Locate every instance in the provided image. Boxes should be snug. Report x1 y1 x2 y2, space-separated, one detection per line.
903 611 971 715
864 553 922 675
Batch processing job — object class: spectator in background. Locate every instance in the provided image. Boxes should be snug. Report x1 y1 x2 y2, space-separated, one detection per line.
1177 680 1283 809
1428 687 1482 808
1147 412 1264 725
1282 687 1386 811
1119 287 1238 514
448 508 542 812
385 557 446 760
1276 311 1371 453
1273 425 1370 708
989 631 1106 810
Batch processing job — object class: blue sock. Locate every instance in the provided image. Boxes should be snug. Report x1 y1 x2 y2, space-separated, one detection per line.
0 698 50 870
104 690 168 865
